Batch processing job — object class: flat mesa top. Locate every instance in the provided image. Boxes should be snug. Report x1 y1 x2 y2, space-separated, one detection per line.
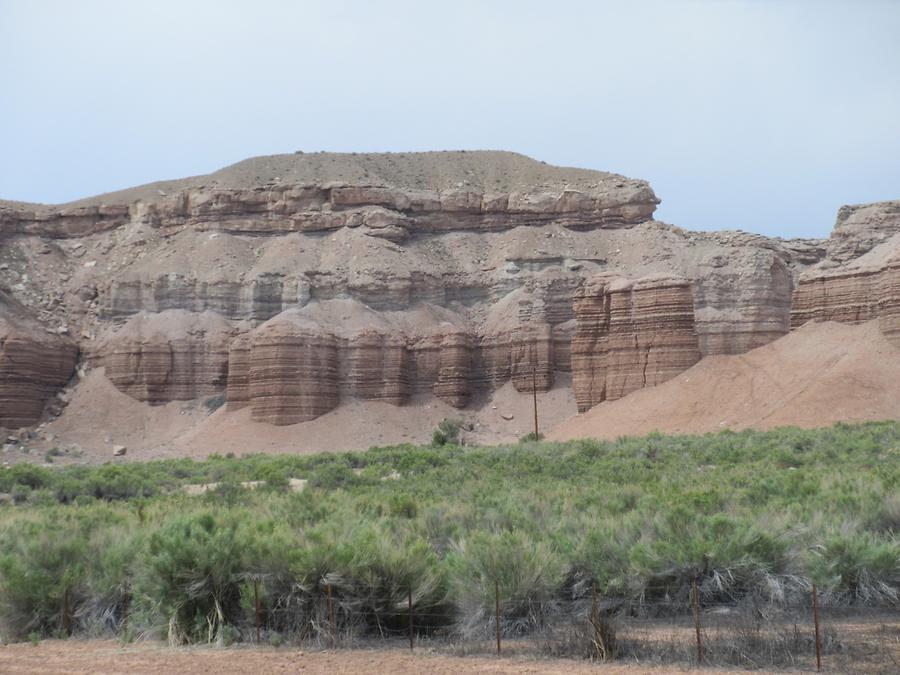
1 151 646 211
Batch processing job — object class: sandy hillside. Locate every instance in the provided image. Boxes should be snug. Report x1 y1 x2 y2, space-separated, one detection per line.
32 370 576 463
550 320 900 441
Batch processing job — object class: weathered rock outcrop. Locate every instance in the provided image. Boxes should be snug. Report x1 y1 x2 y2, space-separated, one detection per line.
90 310 232 404
223 299 561 425
0 292 78 427
792 202 900 347
0 151 833 426
824 200 900 263
571 274 701 412
0 151 658 239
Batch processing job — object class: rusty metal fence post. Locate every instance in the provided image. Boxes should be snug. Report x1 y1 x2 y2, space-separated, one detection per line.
495 579 501 655
812 583 822 671
691 578 703 665
254 579 261 643
326 582 336 647
408 588 414 650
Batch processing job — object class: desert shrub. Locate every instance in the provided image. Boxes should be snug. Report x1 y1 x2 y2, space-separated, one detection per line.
628 509 793 605
203 394 226 414
307 463 360 490
872 491 900 533
337 527 452 632
257 465 291 490
570 524 636 598
137 512 254 644
0 464 51 491
448 530 563 637
432 418 463 447
807 532 900 604
9 484 29 505
87 465 156 501
0 421 899 644
0 516 92 638
388 493 418 519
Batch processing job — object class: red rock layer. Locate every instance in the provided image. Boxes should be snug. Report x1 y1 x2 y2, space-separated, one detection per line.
344 330 409 404
245 315 340 425
571 274 701 412
0 294 78 428
792 256 900 346
431 331 473 408
880 259 900 344
791 201 900 347
91 310 231 404
221 300 570 424
478 325 555 394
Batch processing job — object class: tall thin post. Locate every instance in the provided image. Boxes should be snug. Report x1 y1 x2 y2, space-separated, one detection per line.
254 580 261 643
121 588 130 634
495 579 501 655
326 583 336 647
408 588 414 650
532 366 539 439
812 583 822 671
691 578 703 665
63 586 71 637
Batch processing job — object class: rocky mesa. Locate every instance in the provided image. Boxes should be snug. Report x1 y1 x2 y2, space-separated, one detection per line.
0 150 865 443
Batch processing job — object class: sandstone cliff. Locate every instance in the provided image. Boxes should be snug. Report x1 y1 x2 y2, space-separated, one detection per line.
571 274 701 412
0 151 829 428
0 292 78 427
792 201 900 346
90 310 233 404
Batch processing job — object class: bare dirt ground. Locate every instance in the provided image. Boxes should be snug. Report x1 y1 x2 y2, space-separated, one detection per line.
2 612 897 674
17 370 576 465
0 640 761 675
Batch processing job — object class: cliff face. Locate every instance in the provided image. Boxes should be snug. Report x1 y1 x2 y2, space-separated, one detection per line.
223 299 563 425
90 310 233 404
0 292 78 427
792 201 900 346
571 274 701 412
0 151 830 428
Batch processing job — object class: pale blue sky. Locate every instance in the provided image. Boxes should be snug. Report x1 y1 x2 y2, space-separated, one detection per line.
1 0 898 237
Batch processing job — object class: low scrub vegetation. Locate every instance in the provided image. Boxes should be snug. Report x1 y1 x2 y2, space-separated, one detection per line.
0 422 897 648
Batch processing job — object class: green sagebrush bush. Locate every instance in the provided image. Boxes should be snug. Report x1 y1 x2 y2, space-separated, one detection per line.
447 530 563 637
138 511 257 644
432 418 463 447
807 532 900 604
0 421 898 645
0 507 136 639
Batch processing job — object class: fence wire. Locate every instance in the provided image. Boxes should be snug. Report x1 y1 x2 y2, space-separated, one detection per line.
102 585 898 673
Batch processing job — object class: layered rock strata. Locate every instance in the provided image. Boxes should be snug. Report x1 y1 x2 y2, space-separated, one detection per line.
1 151 659 239
90 310 233 404
223 300 562 425
0 292 78 427
792 202 900 347
0 151 834 425
571 274 701 412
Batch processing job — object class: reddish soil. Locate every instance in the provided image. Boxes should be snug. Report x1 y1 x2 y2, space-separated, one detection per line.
0 640 756 675
550 320 900 441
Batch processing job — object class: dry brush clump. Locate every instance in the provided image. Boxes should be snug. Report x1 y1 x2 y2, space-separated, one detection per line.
0 421 898 666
